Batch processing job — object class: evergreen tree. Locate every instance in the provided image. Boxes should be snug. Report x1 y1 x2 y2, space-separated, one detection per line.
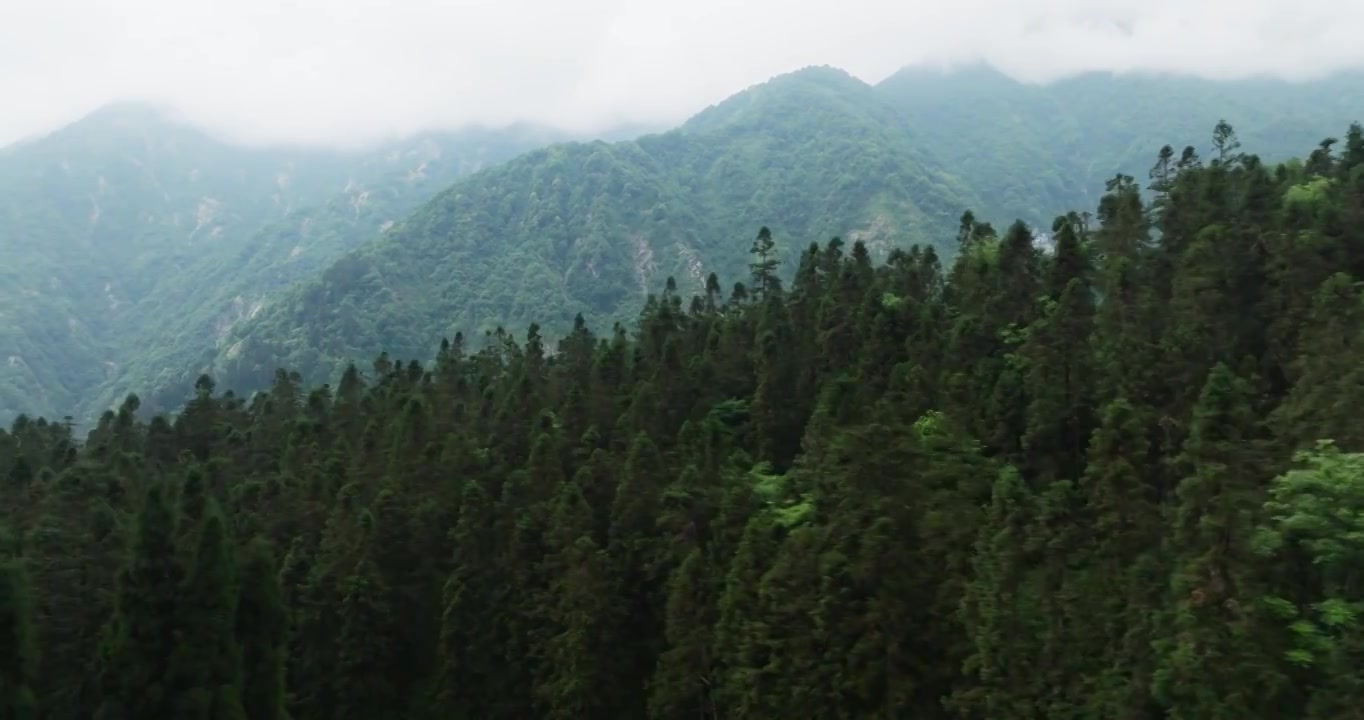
168 503 246 720
0 555 38 720
8 126 1364 720
748 226 781 299
236 538 289 720
95 483 183 720
1153 364 1286 718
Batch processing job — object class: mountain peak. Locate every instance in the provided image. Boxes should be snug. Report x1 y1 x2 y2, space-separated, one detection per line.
14 100 204 153
875 62 1022 97
776 64 862 85
66 100 192 135
681 65 876 135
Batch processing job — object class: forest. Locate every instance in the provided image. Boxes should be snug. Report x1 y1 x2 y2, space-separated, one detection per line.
4 121 1364 718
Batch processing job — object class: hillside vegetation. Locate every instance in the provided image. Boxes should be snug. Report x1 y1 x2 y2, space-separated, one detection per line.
85 125 576 418
7 64 1364 422
208 66 979 395
205 66 1364 403
5 124 1364 718
0 106 572 422
877 65 1364 226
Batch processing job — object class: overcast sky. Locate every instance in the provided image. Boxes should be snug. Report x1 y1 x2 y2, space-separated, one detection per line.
3 0 1363 148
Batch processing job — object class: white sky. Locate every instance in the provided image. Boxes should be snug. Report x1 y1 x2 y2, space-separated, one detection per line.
2 0 1362 148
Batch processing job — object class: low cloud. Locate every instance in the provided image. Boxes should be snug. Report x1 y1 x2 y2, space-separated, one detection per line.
2 0 1362 147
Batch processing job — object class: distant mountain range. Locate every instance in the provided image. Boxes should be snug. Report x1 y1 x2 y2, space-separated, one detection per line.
4 63 1364 423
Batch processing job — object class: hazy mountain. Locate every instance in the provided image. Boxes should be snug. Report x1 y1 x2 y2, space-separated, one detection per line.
875 64 1364 228
81 125 581 418
0 105 574 421
8 63 1364 421
202 66 984 395
178 64 1364 405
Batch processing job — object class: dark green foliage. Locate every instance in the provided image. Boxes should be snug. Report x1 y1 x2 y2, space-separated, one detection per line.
0 554 38 720
95 483 184 720
236 538 289 720
6 124 1364 720
168 504 246 720
9 69 1364 427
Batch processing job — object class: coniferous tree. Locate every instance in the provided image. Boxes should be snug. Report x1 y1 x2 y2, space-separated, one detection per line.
1153 364 1285 718
236 538 289 720
0 554 38 720
168 503 246 720
95 483 183 720
8 126 1364 720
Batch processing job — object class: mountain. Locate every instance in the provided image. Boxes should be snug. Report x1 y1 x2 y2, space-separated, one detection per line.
875 64 1364 227
10 121 1364 719
0 106 576 422
10 63 1364 421
81 125 577 418
204 64 1364 401
205 66 981 394
0 103 350 421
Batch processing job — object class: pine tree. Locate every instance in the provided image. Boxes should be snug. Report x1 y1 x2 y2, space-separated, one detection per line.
649 548 718 720
236 538 288 720
954 467 1043 718
1153 364 1286 718
533 474 613 718
333 552 397 720
95 483 183 720
168 503 246 720
748 226 781 299
1079 398 1164 717
0 554 38 720
434 480 502 719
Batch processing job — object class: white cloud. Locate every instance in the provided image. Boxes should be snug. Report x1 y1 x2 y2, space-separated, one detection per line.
2 0 1362 147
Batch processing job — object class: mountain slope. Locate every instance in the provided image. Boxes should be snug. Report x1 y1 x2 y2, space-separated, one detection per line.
876 65 1364 227
16 64 1364 420
0 104 352 421
208 67 981 393
0 106 572 422
202 65 1364 401
80 125 573 418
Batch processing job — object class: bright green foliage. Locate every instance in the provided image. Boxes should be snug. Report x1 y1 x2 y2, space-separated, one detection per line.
1257 442 1364 717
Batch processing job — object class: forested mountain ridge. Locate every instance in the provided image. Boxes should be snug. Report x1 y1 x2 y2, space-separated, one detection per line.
205 66 983 396
0 102 351 421
81 124 579 419
876 64 1364 227
9 64 1364 424
202 64 1364 405
0 106 576 423
5 124 1364 718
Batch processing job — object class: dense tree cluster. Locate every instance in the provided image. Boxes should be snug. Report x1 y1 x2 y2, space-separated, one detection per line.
5 123 1364 718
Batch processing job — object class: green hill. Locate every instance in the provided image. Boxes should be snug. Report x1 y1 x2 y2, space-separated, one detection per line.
206 66 981 395
207 64 1364 400
9 63 1364 420
80 125 575 418
0 103 350 421
0 106 572 422
875 64 1364 227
